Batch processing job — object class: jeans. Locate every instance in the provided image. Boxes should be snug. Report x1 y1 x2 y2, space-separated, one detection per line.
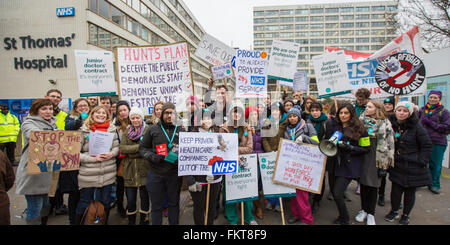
391 182 416 216
332 176 352 222
25 194 50 221
76 184 113 214
125 186 150 214
146 171 182 225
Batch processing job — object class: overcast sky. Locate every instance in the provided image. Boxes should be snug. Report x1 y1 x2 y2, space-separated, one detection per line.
183 0 391 49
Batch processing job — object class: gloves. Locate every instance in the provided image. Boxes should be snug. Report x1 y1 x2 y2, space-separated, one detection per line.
206 175 214 183
295 135 303 145
74 118 83 129
337 141 354 151
188 182 202 192
377 168 387 177
154 154 166 163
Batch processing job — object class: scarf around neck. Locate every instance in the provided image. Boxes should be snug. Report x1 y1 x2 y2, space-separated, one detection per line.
425 102 441 116
128 123 145 141
309 112 328 135
285 120 305 140
91 122 110 132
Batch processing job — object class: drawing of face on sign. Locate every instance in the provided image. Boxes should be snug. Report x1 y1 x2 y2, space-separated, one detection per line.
44 141 60 161
217 134 228 152
239 156 248 170
34 141 62 173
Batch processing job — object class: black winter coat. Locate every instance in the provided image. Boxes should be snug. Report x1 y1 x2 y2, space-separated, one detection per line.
139 120 184 176
59 115 82 193
389 114 433 188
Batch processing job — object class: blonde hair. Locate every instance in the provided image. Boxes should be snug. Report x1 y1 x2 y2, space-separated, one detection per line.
84 106 111 130
149 101 164 124
305 95 317 113
368 100 386 120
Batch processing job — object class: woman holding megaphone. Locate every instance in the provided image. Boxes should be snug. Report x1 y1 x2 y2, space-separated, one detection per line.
322 103 370 225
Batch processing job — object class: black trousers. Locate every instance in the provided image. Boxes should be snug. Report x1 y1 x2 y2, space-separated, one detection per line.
378 175 387 197
0 142 16 164
116 176 125 209
189 182 221 225
67 191 80 225
313 175 326 203
332 176 352 221
391 182 416 216
360 184 378 215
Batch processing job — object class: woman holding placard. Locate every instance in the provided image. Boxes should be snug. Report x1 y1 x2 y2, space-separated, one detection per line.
283 106 319 225
15 99 58 225
219 103 256 225
61 98 90 225
324 103 370 225
75 106 119 225
357 100 395 225
119 107 150 225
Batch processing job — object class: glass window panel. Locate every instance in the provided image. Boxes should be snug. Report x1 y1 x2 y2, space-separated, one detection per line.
310 31 323 36
325 23 339 28
326 38 339 44
89 0 97 12
356 37 369 43
266 10 278 15
341 30 354 36
310 8 323 14
296 39 308 44
310 39 324 44
265 18 278 23
371 37 385 43
325 31 339 36
299 47 309 52
131 0 140 12
341 38 354 44
356 30 370 35
325 15 338 21
296 9 308 15
371 22 385 27
372 6 385 11
310 23 323 29
89 24 98 45
356 14 370 20
356 22 369 27
310 46 324 52
254 18 264 24
296 16 308 22
355 45 370 51
340 23 354 28
340 7 354 13
310 16 323 21
254 11 264 16
325 8 339 13
98 0 110 19
372 14 385 19
280 17 294 22
356 7 370 12
280 9 294 15
98 27 111 49
296 24 308 29
296 32 308 37
341 15 354 20
111 6 125 28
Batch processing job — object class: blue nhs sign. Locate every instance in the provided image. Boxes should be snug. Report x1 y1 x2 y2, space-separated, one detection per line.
56 7 75 17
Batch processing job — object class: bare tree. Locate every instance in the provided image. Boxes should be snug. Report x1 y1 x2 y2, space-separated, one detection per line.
398 0 450 52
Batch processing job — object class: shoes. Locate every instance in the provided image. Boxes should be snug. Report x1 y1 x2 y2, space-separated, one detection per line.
366 214 376 225
384 211 400 222
333 217 349 225
428 187 440 194
399 214 410 225
378 196 385 206
356 184 360 195
355 210 367 223
248 220 258 225
327 192 334 201
117 204 126 218
163 208 169 217
287 216 300 224
311 201 320 214
344 191 352 202
55 205 68 215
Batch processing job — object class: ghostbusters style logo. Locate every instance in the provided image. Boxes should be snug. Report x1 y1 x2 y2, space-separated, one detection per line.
375 53 426 95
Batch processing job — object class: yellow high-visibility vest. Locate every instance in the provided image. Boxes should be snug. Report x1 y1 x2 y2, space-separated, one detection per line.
55 110 67 130
0 112 20 143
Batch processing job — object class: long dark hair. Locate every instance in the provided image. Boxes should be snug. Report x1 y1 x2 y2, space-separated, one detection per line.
335 103 366 140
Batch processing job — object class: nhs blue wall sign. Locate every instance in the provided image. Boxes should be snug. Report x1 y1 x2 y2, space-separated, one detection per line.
56 7 75 17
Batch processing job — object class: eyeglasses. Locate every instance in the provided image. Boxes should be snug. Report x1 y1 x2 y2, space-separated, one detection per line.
78 105 89 108
163 111 174 115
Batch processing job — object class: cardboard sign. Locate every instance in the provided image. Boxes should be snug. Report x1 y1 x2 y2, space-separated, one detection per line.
312 51 352 98
234 49 268 98
267 40 300 82
211 63 234 81
74 50 117 97
293 71 308 92
272 139 326 194
194 33 235 66
27 131 81 174
258 152 296 198
375 53 426 96
225 154 259 204
115 42 193 114
178 132 239 176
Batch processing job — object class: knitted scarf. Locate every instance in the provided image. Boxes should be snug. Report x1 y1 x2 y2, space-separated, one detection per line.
127 123 145 141
309 112 328 135
91 122 110 132
424 102 442 116
284 120 305 140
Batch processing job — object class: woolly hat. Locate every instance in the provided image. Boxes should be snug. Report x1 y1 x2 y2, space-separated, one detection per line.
161 102 176 117
185 95 200 108
287 106 302 119
129 107 144 119
245 106 259 119
116 100 130 112
395 101 415 116
429 90 442 100
383 96 396 106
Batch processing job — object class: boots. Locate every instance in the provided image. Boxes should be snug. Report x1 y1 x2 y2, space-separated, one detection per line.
75 213 84 225
26 217 41 225
139 210 150 225
40 216 48 225
127 210 138 225
253 200 263 220
117 202 126 218
40 207 51 225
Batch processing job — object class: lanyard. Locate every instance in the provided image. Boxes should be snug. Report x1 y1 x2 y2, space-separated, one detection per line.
161 124 178 148
290 129 295 141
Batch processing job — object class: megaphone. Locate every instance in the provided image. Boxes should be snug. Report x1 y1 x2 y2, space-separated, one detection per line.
319 131 343 157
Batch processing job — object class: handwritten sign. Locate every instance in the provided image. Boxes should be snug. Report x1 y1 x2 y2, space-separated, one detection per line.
258 152 296 198
234 49 268 98
211 63 234 81
267 40 300 82
312 51 352 99
194 33 235 66
74 50 116 97
27 131 81 174
225 154 259 204
115 42 193 114
178 132 239 176
272 139 326 194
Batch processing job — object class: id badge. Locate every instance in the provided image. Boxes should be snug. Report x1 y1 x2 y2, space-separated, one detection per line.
156 144 168 156
164 151 178 163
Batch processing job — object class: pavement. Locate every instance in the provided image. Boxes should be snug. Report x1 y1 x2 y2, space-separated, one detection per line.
8 166 450 225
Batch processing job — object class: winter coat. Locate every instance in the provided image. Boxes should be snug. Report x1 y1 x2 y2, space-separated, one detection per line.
418 105 450 145
261 118 288 152
139 120 185 176
284 119 319 145
307 114 328 141
323 118 370 179
15 116 57 195
219 122 253 155
251 127 264 153
78 123 119 189
119 125 150 187
389 114 433 188
0 151 15 225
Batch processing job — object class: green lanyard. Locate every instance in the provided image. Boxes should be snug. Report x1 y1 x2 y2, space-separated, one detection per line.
161 124 178 149
290 129 296 141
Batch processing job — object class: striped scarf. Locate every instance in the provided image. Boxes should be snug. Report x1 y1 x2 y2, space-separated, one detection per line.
127 123 144 141
425 102 441 116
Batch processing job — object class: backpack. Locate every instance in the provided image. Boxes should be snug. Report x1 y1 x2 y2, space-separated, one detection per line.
81 200 106 225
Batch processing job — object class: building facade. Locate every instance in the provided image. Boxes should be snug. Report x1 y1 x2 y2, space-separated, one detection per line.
253 1 398 94
0 0 211 100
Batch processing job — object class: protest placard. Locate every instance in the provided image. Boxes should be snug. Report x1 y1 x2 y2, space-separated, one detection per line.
267 40 300 82
74 50 117 97
194 33 235 66
312 51 352 99
178 132 239 176
27 131 81 174
225 154 259 204
88 131 114 156
258 152 296 198
293 71 308 92
272 139 326 194
211 63 234 81
115 42 193 114
234 49 268 98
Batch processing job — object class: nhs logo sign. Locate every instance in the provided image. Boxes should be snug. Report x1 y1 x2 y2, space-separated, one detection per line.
56 7 75 17
212 160 238 175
